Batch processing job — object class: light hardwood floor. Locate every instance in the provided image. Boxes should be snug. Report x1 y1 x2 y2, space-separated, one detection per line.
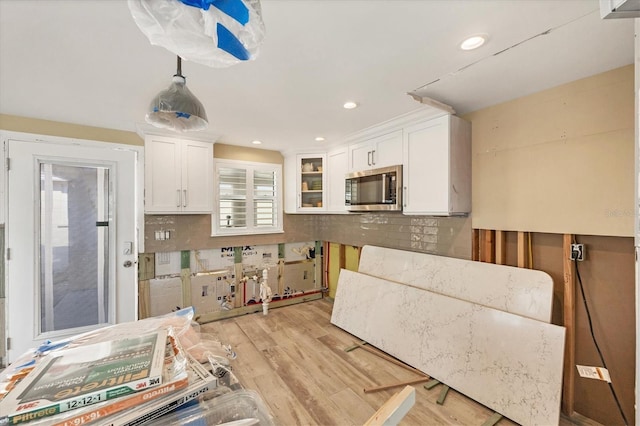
200 299 600 426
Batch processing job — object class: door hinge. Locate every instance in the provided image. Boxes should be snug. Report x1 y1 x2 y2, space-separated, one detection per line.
6 337 11 350
6 157 10 171
6 248 10 260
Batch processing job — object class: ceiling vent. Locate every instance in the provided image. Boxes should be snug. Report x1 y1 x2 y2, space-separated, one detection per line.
600 0 640 18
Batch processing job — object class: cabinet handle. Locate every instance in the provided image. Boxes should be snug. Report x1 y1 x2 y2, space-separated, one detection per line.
403 186 407 207
371 149 376 165
183 189 187 207
367 151 372 166
298 193 301 209
176 189 181 207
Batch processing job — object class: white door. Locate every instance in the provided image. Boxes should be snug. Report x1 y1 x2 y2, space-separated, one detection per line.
5 136 140 362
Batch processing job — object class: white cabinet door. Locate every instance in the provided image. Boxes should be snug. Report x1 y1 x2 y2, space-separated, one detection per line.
348 130 403 171
145 136 182 213
298 154 326 212
145 136 213 214
326 147 348 213
284 153 327 213
371 130 403 168
349 141 374 171
403 116 450 214
181 140 213 213
403 115 471 215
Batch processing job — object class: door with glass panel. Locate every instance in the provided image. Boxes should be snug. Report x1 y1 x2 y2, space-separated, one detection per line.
5 137 139 362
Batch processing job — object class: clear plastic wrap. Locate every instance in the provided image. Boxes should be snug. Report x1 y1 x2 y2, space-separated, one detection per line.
0 307 240 426
128 0 265 68
152 389 275 426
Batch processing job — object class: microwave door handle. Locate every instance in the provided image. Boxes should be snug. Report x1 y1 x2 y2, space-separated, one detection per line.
381 173 387 203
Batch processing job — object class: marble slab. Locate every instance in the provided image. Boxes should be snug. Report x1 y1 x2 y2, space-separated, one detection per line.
358 245 554 322
331 270 565 426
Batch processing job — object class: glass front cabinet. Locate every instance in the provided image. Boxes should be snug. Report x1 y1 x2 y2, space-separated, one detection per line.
298 154 326 212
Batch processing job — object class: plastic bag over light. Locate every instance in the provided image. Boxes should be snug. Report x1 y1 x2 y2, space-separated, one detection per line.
146 56 209 132
128 0 265 68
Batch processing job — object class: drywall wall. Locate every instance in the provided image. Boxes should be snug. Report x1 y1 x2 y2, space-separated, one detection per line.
466 65 634 236
0 114 143 146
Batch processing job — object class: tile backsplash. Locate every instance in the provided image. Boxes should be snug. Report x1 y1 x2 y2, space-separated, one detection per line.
145 213 471 260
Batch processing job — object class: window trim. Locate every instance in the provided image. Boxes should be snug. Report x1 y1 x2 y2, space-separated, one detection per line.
211 158 283 236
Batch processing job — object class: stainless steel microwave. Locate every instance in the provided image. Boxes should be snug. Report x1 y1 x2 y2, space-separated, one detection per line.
345 165 402 211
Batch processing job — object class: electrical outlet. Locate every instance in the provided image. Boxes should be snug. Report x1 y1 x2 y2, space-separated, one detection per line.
570 243 585 261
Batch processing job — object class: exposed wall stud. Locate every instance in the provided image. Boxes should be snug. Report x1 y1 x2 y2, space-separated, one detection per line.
517 232 527 268
495 230 506 265
482 230 495 263
562 234 576 417
472 229 480 261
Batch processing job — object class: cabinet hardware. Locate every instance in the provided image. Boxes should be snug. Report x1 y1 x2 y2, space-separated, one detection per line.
183 189 187 207
371 150 376 165
176 189 181 207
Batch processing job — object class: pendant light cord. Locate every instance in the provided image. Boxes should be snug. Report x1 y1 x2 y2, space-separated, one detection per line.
175 55 183 77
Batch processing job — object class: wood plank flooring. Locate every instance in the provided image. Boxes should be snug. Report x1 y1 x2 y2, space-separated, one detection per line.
200 299 601 426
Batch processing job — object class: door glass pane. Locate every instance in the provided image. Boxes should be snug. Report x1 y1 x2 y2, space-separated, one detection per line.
39 163 110 333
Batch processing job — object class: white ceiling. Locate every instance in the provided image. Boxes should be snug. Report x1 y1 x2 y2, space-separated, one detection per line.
0 0 635 154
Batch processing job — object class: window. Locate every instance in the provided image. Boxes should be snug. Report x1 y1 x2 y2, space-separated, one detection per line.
212 159 283 236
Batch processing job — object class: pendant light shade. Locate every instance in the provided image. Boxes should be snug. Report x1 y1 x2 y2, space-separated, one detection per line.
146 56 208 132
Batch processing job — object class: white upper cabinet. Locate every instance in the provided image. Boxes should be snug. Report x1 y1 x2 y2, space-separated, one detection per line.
284 153 326 213
326 147 349 213
348 130 403 172
402 115 471 215
144 135 213 214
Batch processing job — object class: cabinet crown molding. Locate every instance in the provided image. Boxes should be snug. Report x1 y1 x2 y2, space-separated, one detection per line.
341 107 448 145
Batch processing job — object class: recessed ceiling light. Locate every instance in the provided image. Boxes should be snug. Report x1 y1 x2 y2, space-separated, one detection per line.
460 34 487 51
252 140 262 145
315 136 325 142
343 101 358 109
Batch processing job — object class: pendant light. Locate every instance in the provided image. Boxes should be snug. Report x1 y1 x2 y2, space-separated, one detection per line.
146 56 208 132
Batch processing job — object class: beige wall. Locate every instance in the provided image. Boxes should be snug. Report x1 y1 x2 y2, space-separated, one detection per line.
466 65 634 236
214 143 282 164
0 114 143 146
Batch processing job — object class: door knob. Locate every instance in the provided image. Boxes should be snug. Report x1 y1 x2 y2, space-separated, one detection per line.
123 260 133 268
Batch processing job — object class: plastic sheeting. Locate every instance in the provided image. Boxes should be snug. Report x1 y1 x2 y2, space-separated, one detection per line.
129 0 265 68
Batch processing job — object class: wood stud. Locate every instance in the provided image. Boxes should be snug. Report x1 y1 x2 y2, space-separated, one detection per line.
562 234 576 417
482 229 495 263
495 230 506 265
517 231 527 268
472 229 480 261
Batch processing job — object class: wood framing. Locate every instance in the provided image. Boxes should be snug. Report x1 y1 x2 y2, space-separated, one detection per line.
472 229 480 261
495 230 506 265
482 230 495 263
562 234 576 416
517 231 527 268
138 280 150 320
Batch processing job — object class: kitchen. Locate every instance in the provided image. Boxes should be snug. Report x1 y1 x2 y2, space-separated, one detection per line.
0 1 638 425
